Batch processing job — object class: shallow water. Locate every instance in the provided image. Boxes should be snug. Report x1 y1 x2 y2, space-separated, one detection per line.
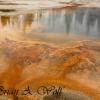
0 7 100 44
0 1 100 44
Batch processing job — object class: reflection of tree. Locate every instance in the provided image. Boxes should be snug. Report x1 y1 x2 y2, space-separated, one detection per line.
64 10 72 33
87 8 100 36
0 11 43 32
23 14 33 32
1 16 10 26
72 8 100 36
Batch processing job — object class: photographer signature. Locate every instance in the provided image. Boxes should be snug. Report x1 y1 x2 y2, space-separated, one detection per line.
0 85 63 96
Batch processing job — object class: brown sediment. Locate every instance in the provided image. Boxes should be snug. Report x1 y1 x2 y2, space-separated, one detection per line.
59 51 89 77
0 40 100 100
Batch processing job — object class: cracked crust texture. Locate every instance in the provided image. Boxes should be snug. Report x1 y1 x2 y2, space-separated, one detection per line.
0 39 100 100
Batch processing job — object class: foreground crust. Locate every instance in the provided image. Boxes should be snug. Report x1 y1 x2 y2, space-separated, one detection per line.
0 39 100 100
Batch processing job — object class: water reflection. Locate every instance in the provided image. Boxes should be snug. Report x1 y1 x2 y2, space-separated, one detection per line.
0 7 100 42
70 8 100 37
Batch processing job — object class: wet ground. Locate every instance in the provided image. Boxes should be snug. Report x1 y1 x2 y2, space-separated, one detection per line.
0 1 100 100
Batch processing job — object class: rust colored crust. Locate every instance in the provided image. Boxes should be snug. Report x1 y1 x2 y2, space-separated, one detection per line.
0 40 100 100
